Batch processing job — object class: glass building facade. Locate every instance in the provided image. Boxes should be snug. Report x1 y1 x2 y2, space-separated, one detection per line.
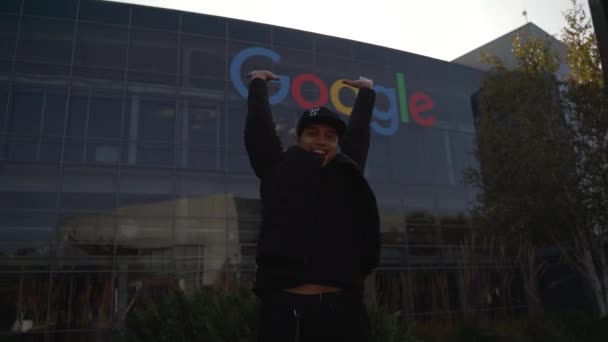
0 0 499 339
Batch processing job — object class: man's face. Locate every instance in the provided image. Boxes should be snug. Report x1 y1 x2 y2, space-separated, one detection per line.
297 123 339 166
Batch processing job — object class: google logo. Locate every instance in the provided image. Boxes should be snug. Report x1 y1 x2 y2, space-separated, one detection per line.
230 47 437 136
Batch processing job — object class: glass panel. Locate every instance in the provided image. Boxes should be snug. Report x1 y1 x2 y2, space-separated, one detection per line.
66 93 87 137
4 135 37 161
39 136 62 161
0 274 51 332
315 35 352 58
0 83 7 133
0 164 59 205
131 5 179 31
352 42 388 64
228 20 271 44
60 192 117 212
180 35 226 79
138 99 175 142
181 13 226 37
184 146 217 170
86 141 121 164
8 91 42 134
63 137 84 162
118 170 174 215
72 65 126 85
49 273 113 330
13 60 71 80
88 93 123 139
273 28 313 50
136 142 174 167
74 22 128 69
17 17 75 65
23 0 77 19
57 212 116 250
0 14 18 60
0 0 21 14
0 191 57 210
392 126 450 185
129 29 178 74
42 91 67 136
449 132 476 185
186 101 219 146
79 0 130 25
367 135 390 180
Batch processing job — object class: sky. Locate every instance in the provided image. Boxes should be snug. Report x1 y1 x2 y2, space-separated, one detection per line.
107 0 591 62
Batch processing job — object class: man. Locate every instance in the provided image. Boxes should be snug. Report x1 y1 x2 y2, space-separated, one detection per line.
245 70 380 342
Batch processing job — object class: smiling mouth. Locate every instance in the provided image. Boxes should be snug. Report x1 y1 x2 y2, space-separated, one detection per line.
312 149 327 156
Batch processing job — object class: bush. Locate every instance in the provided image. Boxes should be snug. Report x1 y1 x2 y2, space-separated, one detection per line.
123 287 259 342
367 308 421 342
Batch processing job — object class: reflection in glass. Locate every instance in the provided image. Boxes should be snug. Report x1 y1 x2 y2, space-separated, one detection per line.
139 99 175 141
132 5 179 31
23 0 77 19
180 35 226 79
88 94 123 139
79 0 130 26
0 14 18 59
42 92 67 136
74 22 128 69
0 274 51 332
66 94 87 137
181 13 226 37
9 91 42 134
49 273 113 330
17 17 74 65
228 20 270 44
129 29 178 74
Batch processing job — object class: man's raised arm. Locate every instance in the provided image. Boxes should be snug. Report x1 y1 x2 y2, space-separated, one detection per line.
245 71 283 179
340 78 376 171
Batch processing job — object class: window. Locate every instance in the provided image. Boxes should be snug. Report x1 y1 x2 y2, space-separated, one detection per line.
0 14 18 59
183 102 220 170
66 94 87 137
60 192 117 211
0 83 9 133
79 0 130 26
42 92 67 136
228 20 270 44
17 17 74 65
132 6 179 31
181 13 226 37
88 94 123 139
392 126 449 185
180 35 226 79
315 36 352 58
129 29 178 74
74 22 128 69
0 191 58 210
0 0 22 14
273 28 313 50
23 0 77 19
8 91 42 134
186 102 219 147
138 99 175 142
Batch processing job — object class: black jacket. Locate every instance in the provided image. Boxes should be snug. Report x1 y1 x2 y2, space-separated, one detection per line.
245 78 380 295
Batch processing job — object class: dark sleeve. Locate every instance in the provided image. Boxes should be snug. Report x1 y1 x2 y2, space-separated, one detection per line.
340 87 376 171
244 78 283 179
361 186 380 276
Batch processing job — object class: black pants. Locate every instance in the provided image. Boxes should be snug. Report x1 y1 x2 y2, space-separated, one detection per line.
257 291 370 342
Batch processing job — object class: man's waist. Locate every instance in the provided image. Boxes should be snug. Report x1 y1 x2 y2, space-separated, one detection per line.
284 284 341 295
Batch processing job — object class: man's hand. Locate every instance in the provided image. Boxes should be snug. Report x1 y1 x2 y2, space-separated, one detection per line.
342 77 374 89
247 70 280 81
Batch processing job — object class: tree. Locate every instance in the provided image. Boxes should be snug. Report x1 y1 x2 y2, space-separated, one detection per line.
559 0 608 317
467 0 608 317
